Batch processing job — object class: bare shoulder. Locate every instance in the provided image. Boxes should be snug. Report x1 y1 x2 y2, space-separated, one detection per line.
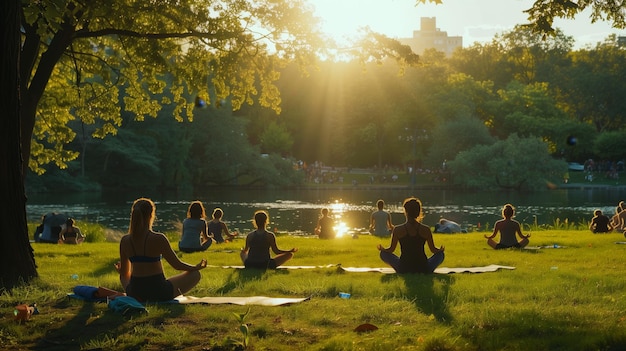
393 223 407 237
150 231 170 244
418 222 432 236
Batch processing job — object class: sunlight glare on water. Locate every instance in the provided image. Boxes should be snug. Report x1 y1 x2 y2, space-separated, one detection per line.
333 221 349 238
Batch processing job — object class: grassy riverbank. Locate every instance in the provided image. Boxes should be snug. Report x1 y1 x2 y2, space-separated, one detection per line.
3 229 626 350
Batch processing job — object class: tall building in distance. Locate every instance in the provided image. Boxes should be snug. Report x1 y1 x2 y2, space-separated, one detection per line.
399 17 463 56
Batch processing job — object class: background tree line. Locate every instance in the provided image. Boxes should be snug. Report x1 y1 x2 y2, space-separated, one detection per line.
31 26 626 192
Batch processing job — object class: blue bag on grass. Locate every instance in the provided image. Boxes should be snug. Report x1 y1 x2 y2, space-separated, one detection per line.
72 285 100 301
108 296 148 315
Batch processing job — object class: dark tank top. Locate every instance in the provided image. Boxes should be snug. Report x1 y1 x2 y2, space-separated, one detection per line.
398 225 428 273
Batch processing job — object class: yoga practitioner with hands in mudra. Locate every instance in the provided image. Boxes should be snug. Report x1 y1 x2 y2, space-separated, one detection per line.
485 203 530 249
377 197 445 274
116 198 208 302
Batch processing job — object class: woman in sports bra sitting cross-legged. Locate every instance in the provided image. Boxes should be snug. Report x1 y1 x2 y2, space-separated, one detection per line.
116 198 207 302
377 197 445 274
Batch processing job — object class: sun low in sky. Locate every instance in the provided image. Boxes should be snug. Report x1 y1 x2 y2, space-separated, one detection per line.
308 0 624 49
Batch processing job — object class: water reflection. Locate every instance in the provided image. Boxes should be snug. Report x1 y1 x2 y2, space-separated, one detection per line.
24 188 626 235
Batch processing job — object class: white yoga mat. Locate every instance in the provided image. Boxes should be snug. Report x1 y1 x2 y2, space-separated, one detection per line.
210 264 338 270
524 245 567 250
174 295 310 306
339 264 516 274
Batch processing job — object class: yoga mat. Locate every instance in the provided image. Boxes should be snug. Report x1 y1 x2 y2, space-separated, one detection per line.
339 264 516 274
524 245 567 250
210 264 338 270
174 295 310 306
68 293 309 306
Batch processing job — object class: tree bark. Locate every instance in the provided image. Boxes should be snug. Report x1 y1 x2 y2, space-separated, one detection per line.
0 0 38 289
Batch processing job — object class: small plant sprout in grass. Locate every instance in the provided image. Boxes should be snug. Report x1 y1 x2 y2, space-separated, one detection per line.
226 307 251 350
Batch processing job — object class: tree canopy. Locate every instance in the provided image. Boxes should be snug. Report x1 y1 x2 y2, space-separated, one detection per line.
20 0 325 176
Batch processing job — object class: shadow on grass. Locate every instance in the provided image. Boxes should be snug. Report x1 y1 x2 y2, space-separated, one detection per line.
216 268 273 294
382 273 453 323
33 296 186 350
462 308 626 350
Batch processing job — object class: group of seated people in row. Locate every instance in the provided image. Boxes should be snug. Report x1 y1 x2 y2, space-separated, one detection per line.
114 197 532 302
589 201 626 235
178 202 238 253
115 198 297 302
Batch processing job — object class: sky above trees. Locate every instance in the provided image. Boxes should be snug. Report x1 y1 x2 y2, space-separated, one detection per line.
308 0 626 49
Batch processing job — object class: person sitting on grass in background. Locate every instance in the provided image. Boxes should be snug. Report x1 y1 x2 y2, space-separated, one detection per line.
377 197 445 274
485 204 530 249
315 207 335 239
369 199 393 237
589 209 613 234
116 198 207 302
610 201 626 232
58 218 85 244
208 208 238 243
240 210 297 270
179 201 214 253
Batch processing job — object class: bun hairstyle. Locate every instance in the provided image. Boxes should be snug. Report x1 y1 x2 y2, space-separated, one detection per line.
502 204 515 218
254 210 269 229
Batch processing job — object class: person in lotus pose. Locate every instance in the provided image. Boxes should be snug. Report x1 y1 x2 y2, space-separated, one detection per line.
58 218 85 244
179 201 213 253
208 208 238 243
240 210 297 270
485 204 530 249
369 199 393 237
377 197 445 274
117 198 207 302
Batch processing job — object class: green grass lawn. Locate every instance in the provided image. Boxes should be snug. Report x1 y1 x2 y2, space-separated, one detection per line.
3 229 626 350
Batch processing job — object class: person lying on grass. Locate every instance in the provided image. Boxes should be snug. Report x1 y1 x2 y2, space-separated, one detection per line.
377 197 445 274
240 210 297 270
116 198 207 302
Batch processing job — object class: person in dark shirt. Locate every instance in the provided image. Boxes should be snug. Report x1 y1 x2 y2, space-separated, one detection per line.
315 208 335 239
240 210 297 269
377 197 445 274
589 209 613 233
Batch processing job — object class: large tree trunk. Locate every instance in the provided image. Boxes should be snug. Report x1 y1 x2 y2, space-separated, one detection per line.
1 0 38 289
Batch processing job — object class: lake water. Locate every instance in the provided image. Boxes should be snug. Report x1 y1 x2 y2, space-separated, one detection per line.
25 187 626 236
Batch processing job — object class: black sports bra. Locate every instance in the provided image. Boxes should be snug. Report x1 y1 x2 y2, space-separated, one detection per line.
129 232 161 263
